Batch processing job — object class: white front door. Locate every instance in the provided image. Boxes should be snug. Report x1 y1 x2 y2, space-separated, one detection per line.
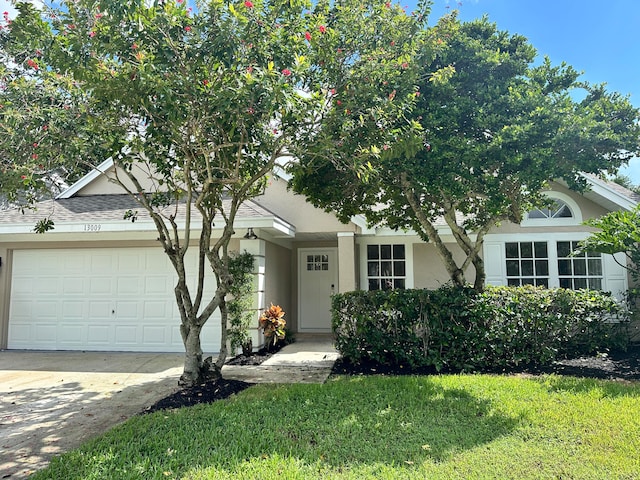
298 248 338 332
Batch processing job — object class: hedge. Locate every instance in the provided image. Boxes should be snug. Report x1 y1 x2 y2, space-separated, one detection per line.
332 285 629 372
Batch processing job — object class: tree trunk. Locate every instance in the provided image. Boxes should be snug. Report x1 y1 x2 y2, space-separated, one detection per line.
472 253 486 291
215 298 229 371
179 322 205 386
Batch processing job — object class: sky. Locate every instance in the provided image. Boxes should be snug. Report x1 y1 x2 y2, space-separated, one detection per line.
2 0 639 182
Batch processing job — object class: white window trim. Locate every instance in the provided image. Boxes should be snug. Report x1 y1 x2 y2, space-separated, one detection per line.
356 236 415 290
521 191 583 227
483 232 628 298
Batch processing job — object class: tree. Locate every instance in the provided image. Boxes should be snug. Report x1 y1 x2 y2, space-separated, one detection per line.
579 206 640 283
291 13 640 290
0 0 428 385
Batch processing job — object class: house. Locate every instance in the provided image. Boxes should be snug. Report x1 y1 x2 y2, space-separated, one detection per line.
0 163 636 353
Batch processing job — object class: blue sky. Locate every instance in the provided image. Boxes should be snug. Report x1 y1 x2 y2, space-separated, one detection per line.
3 0 639 182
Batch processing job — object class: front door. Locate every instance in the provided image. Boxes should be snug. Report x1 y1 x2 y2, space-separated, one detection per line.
298 248 338 332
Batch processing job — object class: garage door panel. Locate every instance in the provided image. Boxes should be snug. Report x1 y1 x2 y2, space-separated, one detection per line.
63 277 86 295
32 301 59 320
90 277 113 295
143 325 169 345
58 324 85 344
87 325 110 345
35 324 57 342
115 325 138 345
117 276 142 295
9 247 222 352
62 302 84 318
32 276 60 295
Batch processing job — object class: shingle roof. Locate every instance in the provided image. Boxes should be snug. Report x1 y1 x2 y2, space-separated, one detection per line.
0 194 275 225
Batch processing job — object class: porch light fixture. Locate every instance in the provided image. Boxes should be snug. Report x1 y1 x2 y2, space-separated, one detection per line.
243 227 258 240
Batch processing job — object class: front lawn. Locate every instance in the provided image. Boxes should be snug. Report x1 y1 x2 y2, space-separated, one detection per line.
33 375 640 479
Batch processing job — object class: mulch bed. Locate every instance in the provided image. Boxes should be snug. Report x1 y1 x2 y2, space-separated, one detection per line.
144 345 640 413
332 345 640 381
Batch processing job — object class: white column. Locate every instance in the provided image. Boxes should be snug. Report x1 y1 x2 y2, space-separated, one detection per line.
337 232 357 293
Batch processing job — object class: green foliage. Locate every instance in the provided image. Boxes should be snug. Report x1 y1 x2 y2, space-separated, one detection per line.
292 13 640 290
29 376 640 479
579 204 640 283
332 285 628 371
227 251 255 355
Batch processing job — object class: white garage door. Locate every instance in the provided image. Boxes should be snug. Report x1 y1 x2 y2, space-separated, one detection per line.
8 247 221 352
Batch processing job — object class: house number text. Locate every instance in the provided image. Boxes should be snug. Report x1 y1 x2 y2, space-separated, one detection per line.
84 224 102 232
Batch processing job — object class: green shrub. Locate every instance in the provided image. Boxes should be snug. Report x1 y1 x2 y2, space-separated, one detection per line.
227 251 255 355
332 285 628 372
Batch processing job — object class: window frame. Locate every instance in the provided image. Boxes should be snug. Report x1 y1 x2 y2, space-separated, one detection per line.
357 237 414 291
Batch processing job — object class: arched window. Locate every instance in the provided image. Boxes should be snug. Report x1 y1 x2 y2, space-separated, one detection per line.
522 192 582 226
527 200 573 220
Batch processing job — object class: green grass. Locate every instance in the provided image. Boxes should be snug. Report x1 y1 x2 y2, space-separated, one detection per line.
33 375 640 479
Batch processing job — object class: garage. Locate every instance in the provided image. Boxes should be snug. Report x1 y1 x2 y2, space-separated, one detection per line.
8 247 221 352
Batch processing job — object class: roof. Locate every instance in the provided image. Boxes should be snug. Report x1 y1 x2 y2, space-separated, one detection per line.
580 173 639 211
0 194 295 236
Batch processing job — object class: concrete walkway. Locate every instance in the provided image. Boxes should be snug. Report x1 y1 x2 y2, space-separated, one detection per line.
0 336 339 478
222 334 339 383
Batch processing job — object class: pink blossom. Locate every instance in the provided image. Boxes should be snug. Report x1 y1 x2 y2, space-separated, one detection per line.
202 79 209 86
184 26 191 32
319 25 326 34
95 13 103 19
26 59 38 70
132 43 139 50
304 31 312 41
244 1 254 7
281 68 292 76
89 31 96 38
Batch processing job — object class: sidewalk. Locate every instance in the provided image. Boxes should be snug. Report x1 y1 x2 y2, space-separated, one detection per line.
222 334 339 384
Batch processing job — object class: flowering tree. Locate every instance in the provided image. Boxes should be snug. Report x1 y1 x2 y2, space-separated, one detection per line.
0 0 429 385
292 14 640 291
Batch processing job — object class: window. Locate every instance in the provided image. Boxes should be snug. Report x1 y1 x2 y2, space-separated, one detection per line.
521 193 582 227
505 241 549 287
306 254 328 271
367 244 406 290
503 240 603 291
557 241 603 290
528 200 573 220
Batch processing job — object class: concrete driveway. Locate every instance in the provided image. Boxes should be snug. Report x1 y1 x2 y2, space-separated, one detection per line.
0 351 184 479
